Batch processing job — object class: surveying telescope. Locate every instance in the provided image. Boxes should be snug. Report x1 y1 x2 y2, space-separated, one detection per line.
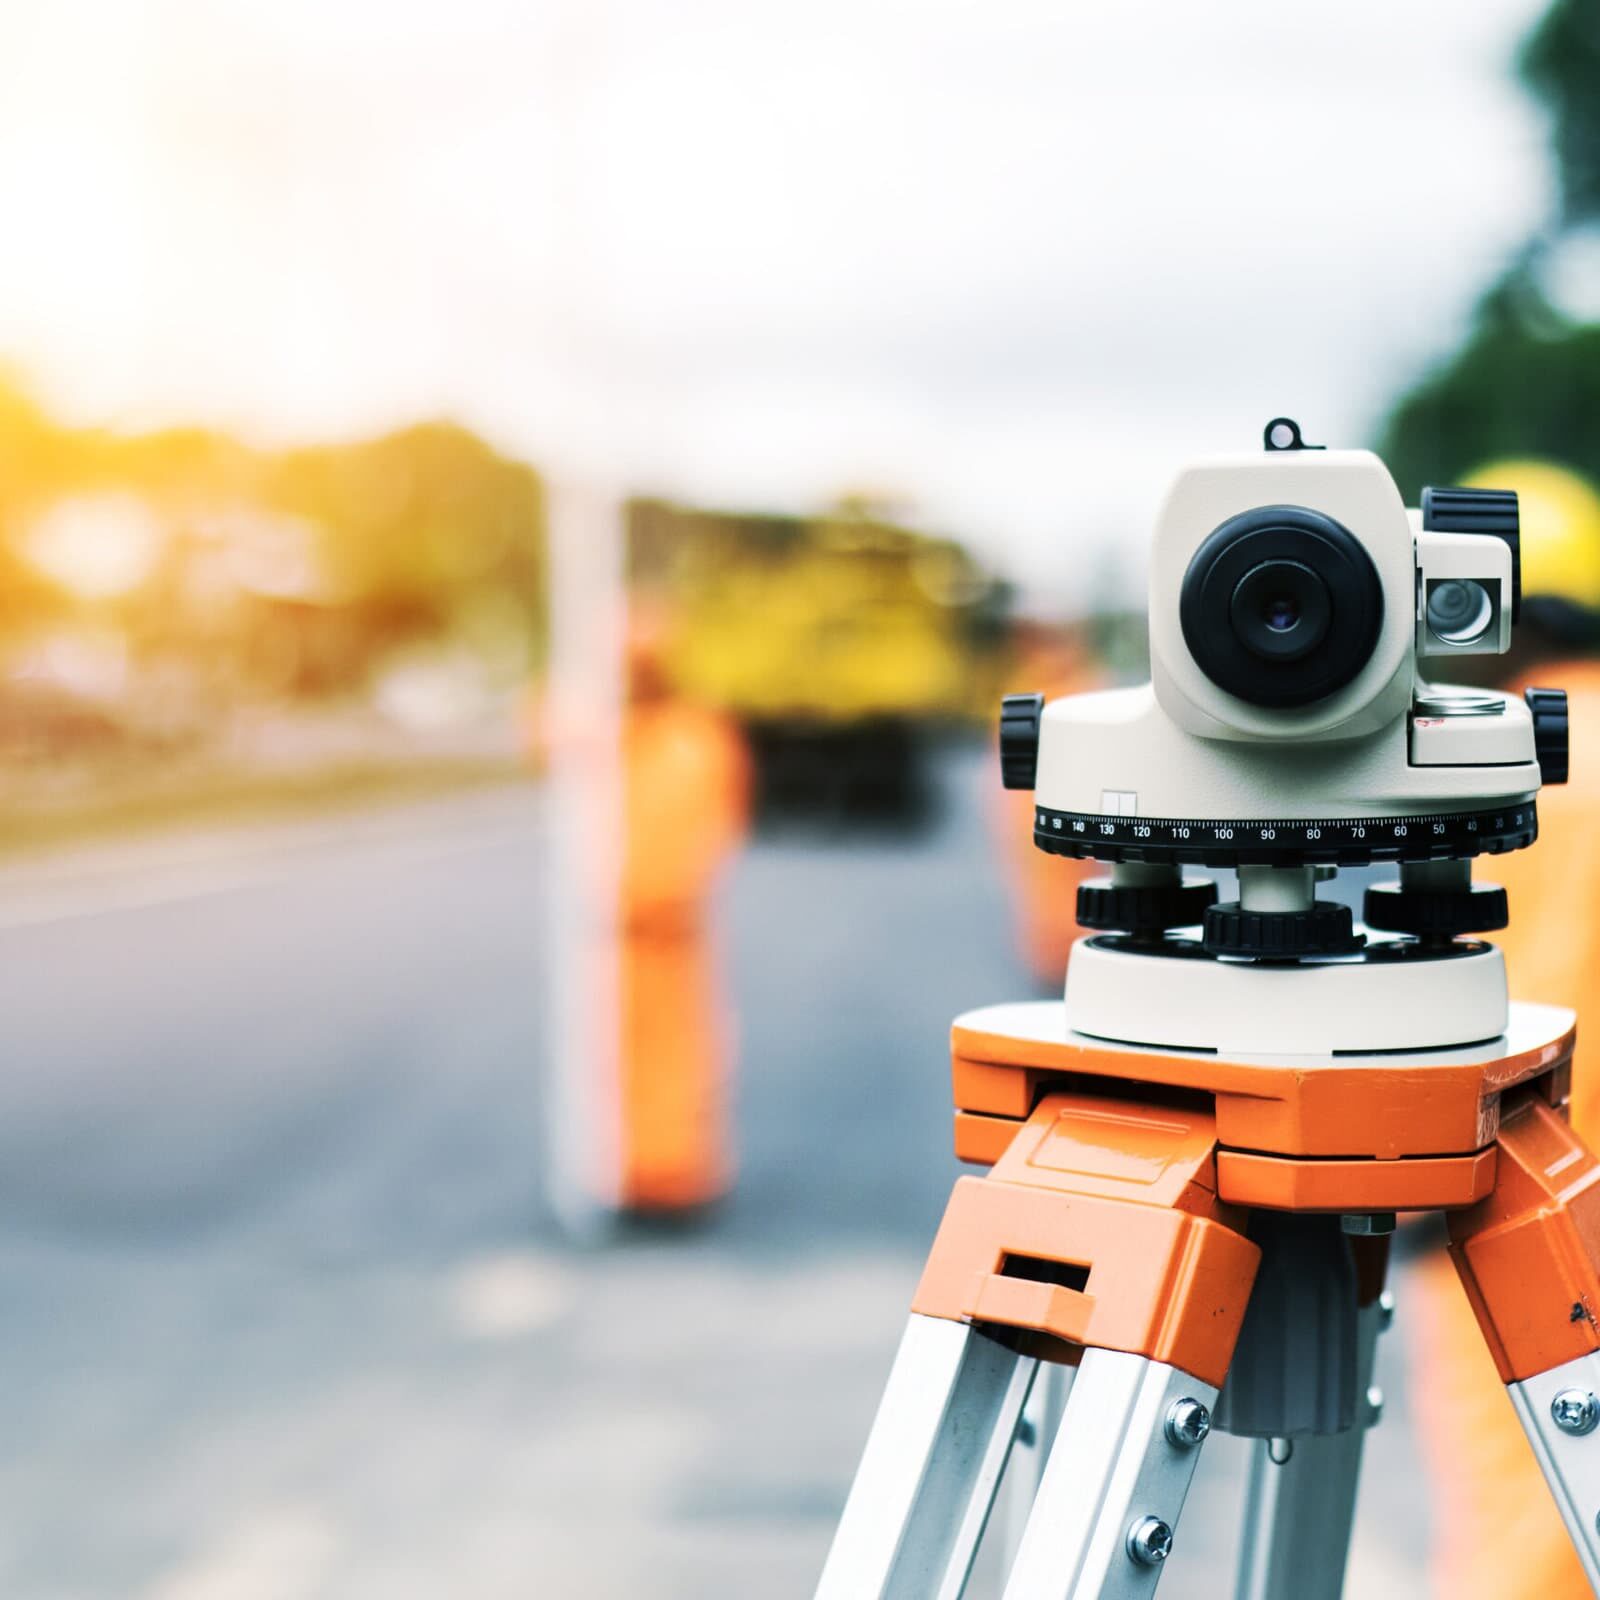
815 418 1595 1599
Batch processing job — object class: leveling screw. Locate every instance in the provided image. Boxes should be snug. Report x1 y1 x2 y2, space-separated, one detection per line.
1164 1397 1211 1449
1126 1516 1173 1566
1552 1389 1600 1436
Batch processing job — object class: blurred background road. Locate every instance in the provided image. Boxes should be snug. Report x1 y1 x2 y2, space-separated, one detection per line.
0 754 1429 1598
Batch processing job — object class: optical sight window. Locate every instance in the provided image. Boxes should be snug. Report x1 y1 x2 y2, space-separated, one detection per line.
1180 505 1384 709
1425 579 1495 647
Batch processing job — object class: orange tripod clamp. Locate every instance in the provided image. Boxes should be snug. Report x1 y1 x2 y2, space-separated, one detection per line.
913 999 1580 1391
914 1090 1257 1387
1450 1088 1600 1382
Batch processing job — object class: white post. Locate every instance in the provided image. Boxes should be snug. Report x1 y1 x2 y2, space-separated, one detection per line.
543 478 626 1234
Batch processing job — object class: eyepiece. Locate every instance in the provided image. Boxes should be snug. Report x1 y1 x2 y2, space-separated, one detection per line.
1180 505 1384 709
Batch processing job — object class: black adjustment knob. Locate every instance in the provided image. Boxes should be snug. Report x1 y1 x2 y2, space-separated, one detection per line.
1203 900 1363 959
1525 686 1569 785
1363 882 1509 937
1422 486 1521 621
1076 875 1218 933
999 693 1045 790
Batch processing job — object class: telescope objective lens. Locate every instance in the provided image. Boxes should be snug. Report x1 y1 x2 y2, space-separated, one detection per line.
1179 505 1384 708
1227 558 1331 663
1263 595 1299 632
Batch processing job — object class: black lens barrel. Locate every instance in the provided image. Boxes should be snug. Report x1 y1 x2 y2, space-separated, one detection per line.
1180 505 1384 709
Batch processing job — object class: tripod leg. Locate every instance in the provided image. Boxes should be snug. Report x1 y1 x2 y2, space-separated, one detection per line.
1000 1348 1218 1599
1233 1291 1389 1600
1507 1354 1600 1591
1448 1088 1600 1588
816 1313 1038 1600
821 1090 1257 1598
1002 1361 1074 1561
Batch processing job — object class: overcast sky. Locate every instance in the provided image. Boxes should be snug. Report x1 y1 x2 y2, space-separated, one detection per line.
0 0 1554 608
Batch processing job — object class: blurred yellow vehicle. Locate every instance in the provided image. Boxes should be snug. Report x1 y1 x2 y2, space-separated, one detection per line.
629 498 1007 823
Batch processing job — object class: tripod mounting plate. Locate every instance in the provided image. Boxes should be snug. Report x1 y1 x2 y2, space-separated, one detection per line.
1034 799 1537 867
1064 935 1507 1055
950 997 1574 1163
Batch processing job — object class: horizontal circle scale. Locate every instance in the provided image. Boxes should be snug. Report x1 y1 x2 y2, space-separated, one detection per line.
1034 802 1537 866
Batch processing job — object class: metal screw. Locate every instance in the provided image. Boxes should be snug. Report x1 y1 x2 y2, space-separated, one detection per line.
1552 1389 1600 1436
1164 1397 1211 1449
1378 1290 1396 1331
1341 1212 1397 1236
1126 1516 1174 1566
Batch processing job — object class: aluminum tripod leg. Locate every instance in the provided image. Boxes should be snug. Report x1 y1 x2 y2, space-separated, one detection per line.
1002 1361 1073 1560
1001 1348 1218 1599
1508 1351 1600 1589
1233 1290 1390 1600
815 1313 1037 1600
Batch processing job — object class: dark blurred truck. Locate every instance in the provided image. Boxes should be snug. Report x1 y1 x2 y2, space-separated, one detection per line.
628 497 1009 825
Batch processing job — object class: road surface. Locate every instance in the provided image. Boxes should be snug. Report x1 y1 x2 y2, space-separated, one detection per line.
0 754 1431 1597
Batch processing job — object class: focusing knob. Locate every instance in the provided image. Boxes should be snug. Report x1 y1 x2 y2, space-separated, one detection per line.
1203 900 1362 959
1000 693 1045 790
1363 881 1508 937
1422 486 1521 622
1076 875 1218 933
1525 686 1569 785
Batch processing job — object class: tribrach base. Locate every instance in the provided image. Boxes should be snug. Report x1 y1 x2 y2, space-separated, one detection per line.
816 999 1600 1600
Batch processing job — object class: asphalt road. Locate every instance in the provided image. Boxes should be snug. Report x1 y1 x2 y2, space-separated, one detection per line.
0 753 1431 1598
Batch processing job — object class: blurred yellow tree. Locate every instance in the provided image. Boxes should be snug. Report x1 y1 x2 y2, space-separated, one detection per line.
0 380 547 694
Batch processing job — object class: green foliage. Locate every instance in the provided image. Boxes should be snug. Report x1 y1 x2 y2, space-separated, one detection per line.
1520 0 1600 226
1377 278 1600 496
1380 0 1600 496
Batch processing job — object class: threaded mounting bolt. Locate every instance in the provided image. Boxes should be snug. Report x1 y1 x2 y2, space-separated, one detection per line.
1164 1397 1211 1449
1552 1389 1600 1436
1126 1516 1174 1566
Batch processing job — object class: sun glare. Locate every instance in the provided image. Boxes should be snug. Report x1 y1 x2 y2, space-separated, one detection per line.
24 493 166 600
